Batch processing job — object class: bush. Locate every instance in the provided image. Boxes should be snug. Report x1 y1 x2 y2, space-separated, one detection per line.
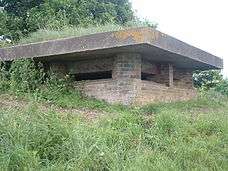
214 79 228 96
125 18 158 28
0 61 10 91
9 59 45 92
0 11 9 36
193 70 228 97
1 0 135 40
193 70 223 90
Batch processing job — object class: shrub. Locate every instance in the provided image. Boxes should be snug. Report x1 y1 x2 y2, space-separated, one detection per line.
214 79 228 96
193 70 223 90
36 72 72 102
1 0 135 40
0 61 10 91
9 59 45 92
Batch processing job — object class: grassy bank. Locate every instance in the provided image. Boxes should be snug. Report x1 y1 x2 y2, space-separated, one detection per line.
0 91 227 170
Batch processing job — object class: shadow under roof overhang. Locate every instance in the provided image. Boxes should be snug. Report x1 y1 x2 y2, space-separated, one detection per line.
0 27 223 70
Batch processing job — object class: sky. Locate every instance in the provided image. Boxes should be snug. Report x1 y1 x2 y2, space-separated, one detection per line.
130 0 228 77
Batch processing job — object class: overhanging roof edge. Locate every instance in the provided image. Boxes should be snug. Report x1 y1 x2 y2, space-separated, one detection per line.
0 27 223 69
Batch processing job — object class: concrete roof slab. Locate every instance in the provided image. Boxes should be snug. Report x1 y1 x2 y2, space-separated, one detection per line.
0 27 223 69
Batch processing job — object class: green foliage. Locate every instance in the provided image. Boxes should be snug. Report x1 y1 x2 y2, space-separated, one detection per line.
0 0 44 36
0 0 44 17
0 11 8 35
0 92 227 170
193 70 223 90
0 0 135 40
26 0 134 32
193 70 228 97
0 61 10 91
0 59 227 170
9 59 45 92
125 18 158 28
17 24 124 45
214 79 228 96
3 21 157 47
0 11 23 41
26 1 71 32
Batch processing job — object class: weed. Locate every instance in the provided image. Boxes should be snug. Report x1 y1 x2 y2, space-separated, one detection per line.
0 93 227 170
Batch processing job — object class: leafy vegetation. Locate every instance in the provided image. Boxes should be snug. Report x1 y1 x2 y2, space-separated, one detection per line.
214 79 228 96
193 70 223 90
0 0 227 170
0 90 227 170
0 59 124 112
0 0 135 41
0 22 157 49
9 21 156 47
0 58 227 170
193 70 228 96
9 59 45 92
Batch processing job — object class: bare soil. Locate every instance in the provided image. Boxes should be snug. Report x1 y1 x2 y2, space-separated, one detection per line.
0 94 107 120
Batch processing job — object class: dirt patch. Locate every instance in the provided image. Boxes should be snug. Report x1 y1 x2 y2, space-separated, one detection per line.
0 94 108 120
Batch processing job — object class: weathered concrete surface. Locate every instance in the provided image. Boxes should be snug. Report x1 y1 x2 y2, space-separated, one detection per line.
0 27 223 70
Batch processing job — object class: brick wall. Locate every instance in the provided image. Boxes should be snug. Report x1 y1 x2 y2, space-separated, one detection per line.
74 79 197 105
74 78 141 105
134 80 197 105
112 53 141 79
174 68 193 89
49 53 196 105
147 64 174 86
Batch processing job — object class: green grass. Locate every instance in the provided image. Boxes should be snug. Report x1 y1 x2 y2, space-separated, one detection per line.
6 88 130 115
0 90 227 170
17 24 124 45
1 22 155 48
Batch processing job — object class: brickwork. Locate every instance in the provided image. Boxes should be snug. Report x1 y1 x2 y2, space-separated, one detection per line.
74 79 141 105
74 79 197 105
112 53 141 79
49 53 196 105
145 64 174 87
174 68 194 89
134 81 197 105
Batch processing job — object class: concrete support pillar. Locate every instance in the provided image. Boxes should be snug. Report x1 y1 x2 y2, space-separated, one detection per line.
168 64 174 87
111 53 142 105
112 53 142 80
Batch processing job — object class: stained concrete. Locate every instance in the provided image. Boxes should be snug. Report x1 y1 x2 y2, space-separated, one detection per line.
0 27 223 70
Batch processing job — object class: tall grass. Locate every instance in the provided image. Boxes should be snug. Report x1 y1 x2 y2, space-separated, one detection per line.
17 24 123 45
0 92 227 170
7 21 156 47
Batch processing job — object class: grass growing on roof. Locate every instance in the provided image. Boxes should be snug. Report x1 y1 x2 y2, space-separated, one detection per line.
18 24 123 45
2 21 156 47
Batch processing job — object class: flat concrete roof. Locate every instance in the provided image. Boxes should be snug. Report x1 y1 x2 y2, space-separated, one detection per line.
0 27 223 69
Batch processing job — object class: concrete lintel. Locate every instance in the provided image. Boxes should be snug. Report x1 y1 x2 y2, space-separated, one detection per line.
168 64 174 87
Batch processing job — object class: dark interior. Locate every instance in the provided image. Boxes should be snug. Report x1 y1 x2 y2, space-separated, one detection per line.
74 71 112 81
141 72 155 81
